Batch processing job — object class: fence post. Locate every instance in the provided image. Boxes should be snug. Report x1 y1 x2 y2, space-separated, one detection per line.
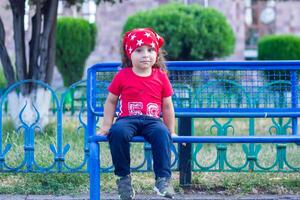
178 117 192 186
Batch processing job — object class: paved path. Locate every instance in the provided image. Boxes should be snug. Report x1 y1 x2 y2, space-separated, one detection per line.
1 194 300 200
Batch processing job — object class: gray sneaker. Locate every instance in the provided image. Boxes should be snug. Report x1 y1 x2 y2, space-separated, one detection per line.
154 177 175 199
116 175 135 200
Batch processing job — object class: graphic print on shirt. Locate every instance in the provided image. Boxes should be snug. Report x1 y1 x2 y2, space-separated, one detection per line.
128 102 159 117
128 102 143 115
147 103 160 118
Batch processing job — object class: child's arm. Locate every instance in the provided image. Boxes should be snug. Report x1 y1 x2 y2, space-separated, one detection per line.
162 96 176 135
98 92 119 135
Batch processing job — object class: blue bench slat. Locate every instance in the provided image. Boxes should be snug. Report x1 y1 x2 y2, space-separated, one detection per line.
87 110 300 118
88 61 300 71
90 135 300 144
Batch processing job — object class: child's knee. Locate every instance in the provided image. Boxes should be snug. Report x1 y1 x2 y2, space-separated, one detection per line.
149 126 172 144
156 125 172 139
109 124 132 141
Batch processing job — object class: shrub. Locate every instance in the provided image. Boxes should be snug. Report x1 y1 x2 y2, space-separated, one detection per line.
258 34 300 82
0 66 7 89
89 23 97 52
56 17 97 86
258 35 300 61
123 3 235 61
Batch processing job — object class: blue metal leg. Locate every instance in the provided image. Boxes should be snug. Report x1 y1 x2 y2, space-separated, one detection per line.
89 141 100 200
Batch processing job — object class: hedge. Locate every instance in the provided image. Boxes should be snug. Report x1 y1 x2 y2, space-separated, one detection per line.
123 3 235 61
56 17 97 86
258 34 300 83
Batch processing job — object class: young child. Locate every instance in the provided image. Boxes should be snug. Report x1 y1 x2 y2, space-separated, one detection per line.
99 28 176 200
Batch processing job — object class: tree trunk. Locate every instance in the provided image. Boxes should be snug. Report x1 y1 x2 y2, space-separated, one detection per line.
2 0 123 127
9 0 27 93
45 34 55 84
3 0 58 127
0 17 15 85
32 0 58 84
28 1 42 83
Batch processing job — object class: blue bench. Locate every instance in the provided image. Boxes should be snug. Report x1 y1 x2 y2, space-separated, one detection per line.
87 61 300 200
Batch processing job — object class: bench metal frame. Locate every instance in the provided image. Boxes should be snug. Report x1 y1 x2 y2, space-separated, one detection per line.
87 61 300 200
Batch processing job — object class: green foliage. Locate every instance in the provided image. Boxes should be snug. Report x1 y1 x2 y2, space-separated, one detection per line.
43 121 56 136
258 34 300 83
89 22 97 51
2 119 15 135
0 66 7 89
258 35 300 61
123 3 235 61
56 17 97 86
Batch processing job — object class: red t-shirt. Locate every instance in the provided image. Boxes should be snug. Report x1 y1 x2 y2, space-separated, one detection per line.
108 67 173 118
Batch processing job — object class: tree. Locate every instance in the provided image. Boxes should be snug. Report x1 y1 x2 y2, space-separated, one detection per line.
0 0 122 126
123 3 235 61
56 17 97 87
0 0 121 90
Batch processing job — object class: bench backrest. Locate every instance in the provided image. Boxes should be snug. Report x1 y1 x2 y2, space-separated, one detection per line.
87 61 300 118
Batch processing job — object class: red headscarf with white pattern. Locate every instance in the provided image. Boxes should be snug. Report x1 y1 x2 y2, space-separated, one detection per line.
122 28 164 59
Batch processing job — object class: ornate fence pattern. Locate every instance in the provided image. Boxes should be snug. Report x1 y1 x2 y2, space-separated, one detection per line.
1 61 300 174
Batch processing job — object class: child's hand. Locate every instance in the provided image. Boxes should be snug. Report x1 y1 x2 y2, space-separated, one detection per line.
98 125 110 135
171 132 177 137
170 133 186 146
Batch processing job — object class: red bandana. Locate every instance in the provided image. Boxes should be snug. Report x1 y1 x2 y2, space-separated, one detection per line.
122 28 164 59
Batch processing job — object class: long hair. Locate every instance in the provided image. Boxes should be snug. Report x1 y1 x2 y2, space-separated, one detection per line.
120 45 168 71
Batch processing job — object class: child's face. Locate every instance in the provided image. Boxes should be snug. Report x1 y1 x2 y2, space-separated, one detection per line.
130 45 157 70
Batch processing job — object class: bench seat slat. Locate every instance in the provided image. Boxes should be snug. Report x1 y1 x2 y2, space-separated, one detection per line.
90 135 300 144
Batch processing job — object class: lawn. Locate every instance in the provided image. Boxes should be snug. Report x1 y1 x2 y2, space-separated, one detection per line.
0 117 300 195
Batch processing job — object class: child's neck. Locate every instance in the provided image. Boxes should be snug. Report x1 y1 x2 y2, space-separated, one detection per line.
132 67 152 77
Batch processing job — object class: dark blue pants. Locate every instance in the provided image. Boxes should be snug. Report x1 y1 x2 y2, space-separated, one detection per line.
108 115 172 179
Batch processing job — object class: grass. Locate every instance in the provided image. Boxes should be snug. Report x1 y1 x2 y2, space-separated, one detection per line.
0 172 300 195
191 172 300 195
0 173 88 195
0 117 300 195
